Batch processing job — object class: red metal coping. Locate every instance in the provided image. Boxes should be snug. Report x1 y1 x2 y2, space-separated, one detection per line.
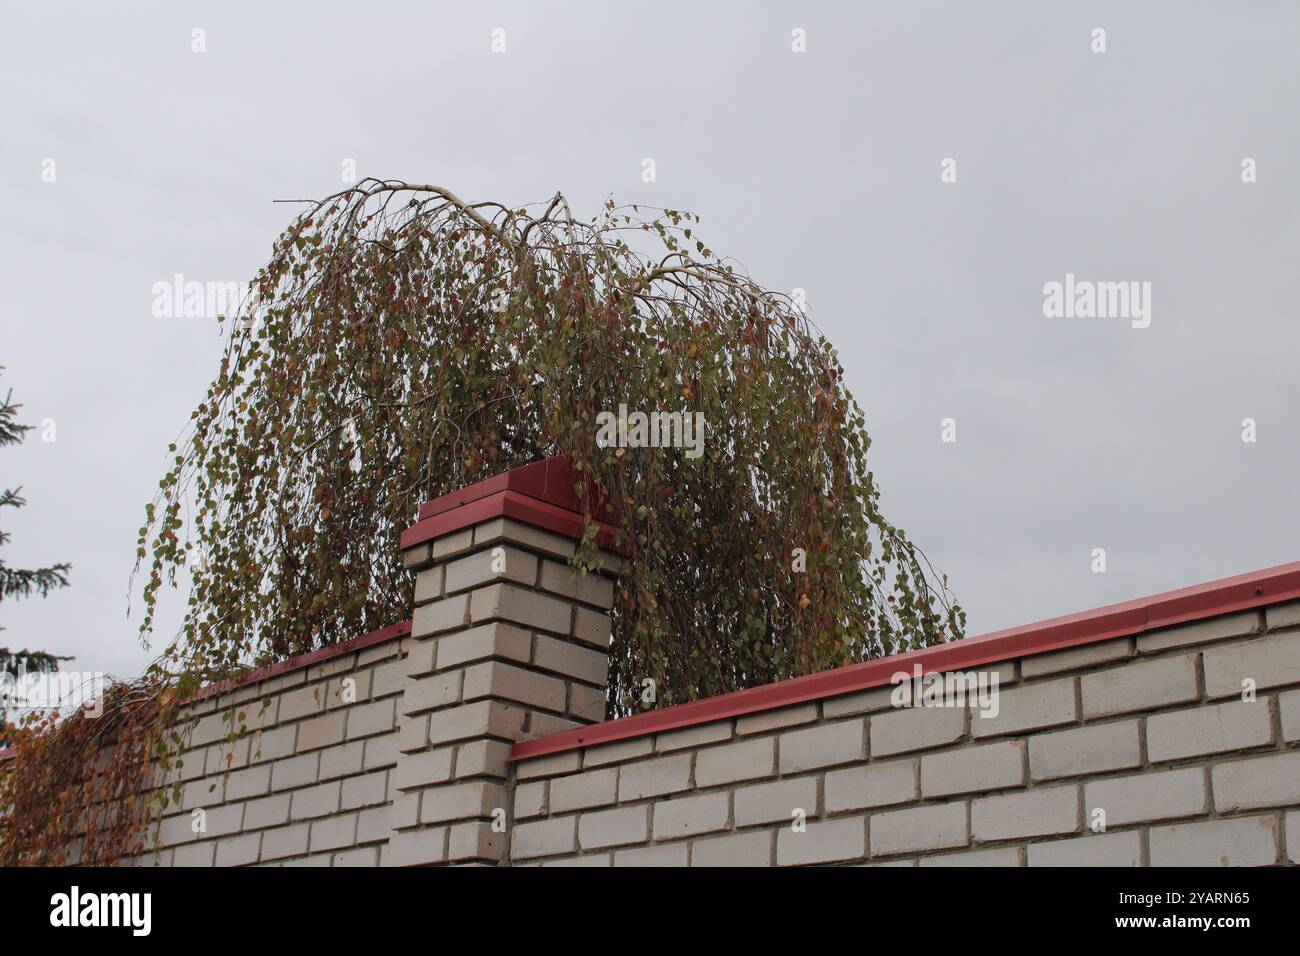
509 558 1300 762
401 458 624 553
417 455 611 522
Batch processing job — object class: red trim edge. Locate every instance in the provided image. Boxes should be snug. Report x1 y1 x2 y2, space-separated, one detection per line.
417 456 612 522
401 489 625 553
510 559 1300 762
192 620 412 703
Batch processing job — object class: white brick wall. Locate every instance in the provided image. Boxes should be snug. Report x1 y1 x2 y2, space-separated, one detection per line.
142 632 408 868
510 609 1300 867
119 518 1300 869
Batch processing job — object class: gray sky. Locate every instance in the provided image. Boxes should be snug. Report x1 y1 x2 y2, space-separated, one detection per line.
3 0 1298 684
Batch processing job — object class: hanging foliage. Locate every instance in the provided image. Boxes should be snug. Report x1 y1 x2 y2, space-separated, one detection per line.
131 180 962 706
2 181 963 864
135 180 962 709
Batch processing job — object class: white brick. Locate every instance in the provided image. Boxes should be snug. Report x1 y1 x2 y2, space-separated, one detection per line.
1021 638 1132 678
393 748 454 791
735 704 818 735
550 768 618 813
341 771 389 810
1211 751 1300 811
411 594 470 638
973 678 1076 737
290 781 341 820
1147 700 1273 762
419 782 508 824
345 699 396 740
870 803 967 856
1203 632 1300 698
413 566 443 604
243 794 291 830
429 528 472 560
384 827 448 867
582 737 654 768
362 733 400 770
181 777 225 810
318 740 365 780
462 661 566 711
533 634 609 686
513 781 547 819
435 622 532 669
567 684 608 722
1265 600 1300 631
260 823 310 861
822 686 897 719
777 817 866 866
454 739 512 779
1137 610 1261 653
470 583 571 635
618 754 692 800
297 712 346 751
472 517 575 559
971 786 1079 841
1081 654 1199 717
825 759 916 812
655 721 733 752
1149 816 1278 867
357 806 395 844
512 816 576 860
309 813 359 852
778 719 865 773
515 751 582 779
332 847 380 867
249 725 296 764
173 841 215 867
270 754 318 790
578 806 648 849
1085 768 1206 826
696 737 776 786
1281 690 1300 742
1027 831 1142 867
735 776 819 826
426 700 525 745
448 821 507 862
572 607 610 647
224 764 272 800
444 545 537 593
921 741 1024 797
525 715 577 741
652 793 730 840
691 830 772 867
871 705 965 756
399 672 462 716
1028 721 1141 781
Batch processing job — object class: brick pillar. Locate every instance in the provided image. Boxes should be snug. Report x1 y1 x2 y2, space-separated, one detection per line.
385 457 623 865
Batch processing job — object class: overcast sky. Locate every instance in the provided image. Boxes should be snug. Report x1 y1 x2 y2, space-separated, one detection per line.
3 1 1298 684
